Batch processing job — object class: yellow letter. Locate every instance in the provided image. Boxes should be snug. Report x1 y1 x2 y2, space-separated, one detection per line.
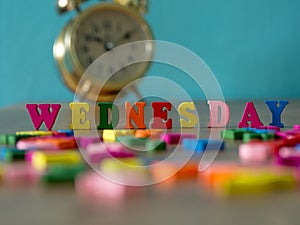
70 102 90 129
178 102 198 128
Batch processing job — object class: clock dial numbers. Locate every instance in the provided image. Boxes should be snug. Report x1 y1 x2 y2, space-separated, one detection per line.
103 20 113 31
116 23 122 32
82 46 89 53
92 24 99 33
72 6 153 91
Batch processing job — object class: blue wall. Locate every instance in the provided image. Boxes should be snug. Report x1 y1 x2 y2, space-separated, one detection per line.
1 0 300 107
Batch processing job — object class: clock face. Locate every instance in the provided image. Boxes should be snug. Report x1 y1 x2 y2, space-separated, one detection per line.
70 4 153 91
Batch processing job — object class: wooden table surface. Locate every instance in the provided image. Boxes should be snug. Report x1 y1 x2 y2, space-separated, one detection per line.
0 101 300 225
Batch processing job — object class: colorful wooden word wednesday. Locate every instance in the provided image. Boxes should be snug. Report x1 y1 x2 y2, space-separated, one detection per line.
25 100 289 131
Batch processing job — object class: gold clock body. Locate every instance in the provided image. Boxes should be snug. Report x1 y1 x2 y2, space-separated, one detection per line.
53 3 153 101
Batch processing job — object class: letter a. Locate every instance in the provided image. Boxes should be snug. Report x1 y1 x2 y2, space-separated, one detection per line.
238 102 263 128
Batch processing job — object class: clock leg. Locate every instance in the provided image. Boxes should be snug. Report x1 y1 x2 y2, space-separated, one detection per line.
130 86 143 101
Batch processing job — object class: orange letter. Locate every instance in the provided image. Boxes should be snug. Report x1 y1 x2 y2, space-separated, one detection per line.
125 102 146 129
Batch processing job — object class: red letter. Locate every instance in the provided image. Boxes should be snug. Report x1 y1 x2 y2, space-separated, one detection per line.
238 102 263 128
151 102 172 129
125 102 146 129
26 104 61 130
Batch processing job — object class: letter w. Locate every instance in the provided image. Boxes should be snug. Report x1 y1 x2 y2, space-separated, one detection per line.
26 104 61 130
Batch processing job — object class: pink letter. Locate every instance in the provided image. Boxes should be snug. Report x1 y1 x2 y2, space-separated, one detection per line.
238 102 263 128
207 100 230 127
26 104 61 130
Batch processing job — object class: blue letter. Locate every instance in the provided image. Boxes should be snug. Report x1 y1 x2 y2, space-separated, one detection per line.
265 100 289 128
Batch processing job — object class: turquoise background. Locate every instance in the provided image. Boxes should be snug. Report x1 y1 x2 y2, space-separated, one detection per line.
1 0 300 107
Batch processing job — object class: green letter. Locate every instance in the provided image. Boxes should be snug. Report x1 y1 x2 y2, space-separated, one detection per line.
97 102 119 129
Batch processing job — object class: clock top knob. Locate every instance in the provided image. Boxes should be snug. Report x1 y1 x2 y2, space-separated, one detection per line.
57 0 148 14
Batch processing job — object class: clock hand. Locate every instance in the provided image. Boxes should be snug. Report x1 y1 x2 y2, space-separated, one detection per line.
114 28 137 43
85 34 105 43
86 28 136 51
93 36 103 43
92 29 136 52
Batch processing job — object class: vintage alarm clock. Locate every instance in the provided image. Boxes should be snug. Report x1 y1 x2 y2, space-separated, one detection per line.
53 0 153 101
